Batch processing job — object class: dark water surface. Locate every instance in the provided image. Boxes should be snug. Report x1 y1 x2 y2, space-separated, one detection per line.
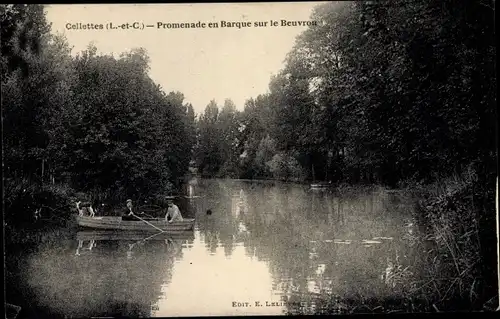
6 179 423 317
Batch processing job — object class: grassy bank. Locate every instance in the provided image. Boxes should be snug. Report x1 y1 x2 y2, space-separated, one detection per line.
407 170 498 312
383 169 496 312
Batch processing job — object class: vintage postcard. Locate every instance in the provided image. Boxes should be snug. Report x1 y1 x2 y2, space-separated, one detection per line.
3 2 498 318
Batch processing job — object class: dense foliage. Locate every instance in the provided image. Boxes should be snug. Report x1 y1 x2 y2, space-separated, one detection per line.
2 4 196 224
194 1 496 188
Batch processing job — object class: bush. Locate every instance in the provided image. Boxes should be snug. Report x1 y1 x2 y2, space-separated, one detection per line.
4 178 77 228
266 152 307 182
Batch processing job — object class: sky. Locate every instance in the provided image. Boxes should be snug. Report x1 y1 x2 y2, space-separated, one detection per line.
44 3 325 114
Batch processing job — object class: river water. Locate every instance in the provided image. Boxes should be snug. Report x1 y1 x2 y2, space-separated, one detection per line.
6 179 424 317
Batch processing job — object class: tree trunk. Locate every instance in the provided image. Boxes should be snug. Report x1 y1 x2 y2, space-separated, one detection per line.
41 159 45 182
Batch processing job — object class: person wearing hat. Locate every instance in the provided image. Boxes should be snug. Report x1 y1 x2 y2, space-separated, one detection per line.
122 199 138 221
165 196 183 223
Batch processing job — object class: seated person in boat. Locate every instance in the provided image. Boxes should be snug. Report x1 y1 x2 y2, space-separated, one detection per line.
165 197 183 223
122 199 140 221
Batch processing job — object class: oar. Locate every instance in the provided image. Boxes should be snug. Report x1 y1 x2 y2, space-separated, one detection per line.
139 212 153 218
129 231 166 250
130 212 165 233
141 231 166 242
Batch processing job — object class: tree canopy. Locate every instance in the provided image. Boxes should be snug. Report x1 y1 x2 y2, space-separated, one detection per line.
192 0 496 187
2 4 197 203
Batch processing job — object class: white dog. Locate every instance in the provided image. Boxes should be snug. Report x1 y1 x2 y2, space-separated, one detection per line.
76 201 96 217
76 201 83 216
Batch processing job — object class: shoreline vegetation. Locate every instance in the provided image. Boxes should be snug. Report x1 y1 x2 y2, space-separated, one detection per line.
3 1 497 315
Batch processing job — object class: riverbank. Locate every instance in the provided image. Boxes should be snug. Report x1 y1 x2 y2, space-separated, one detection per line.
408 171 498 312
4 179 77 228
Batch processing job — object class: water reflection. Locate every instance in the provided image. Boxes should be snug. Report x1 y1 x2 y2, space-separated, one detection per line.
24 230 194 318
12 179 420 317
75 239 96 256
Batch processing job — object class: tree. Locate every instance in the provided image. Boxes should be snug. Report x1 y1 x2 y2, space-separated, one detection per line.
196 100 222 176
2 4 65 182
218 99 240 177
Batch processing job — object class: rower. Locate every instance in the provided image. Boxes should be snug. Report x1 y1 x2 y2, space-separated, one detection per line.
122 199 139 221
165 196 183 223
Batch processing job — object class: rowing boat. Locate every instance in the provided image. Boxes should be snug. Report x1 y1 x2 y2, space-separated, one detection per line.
75 215 195 231
76 230 195 241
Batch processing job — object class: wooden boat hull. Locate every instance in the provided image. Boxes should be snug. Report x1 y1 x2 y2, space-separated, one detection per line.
75 215 195 231
76 230 194 241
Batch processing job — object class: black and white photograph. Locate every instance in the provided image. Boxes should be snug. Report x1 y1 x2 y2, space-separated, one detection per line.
2 1 498 317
